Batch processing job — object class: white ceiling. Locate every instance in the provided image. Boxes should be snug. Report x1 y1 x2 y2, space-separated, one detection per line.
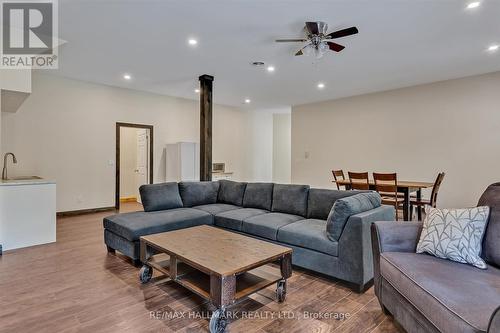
47 0 500 108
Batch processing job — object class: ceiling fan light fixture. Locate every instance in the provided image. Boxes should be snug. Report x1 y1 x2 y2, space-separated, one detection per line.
303 44 314 56
277 21 358 58
314 47 324 59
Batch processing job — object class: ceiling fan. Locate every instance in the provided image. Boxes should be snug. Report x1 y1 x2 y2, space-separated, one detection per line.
276 21 359 58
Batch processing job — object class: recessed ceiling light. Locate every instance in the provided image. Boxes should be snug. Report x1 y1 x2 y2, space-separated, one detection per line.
466 1 481 9
194 89 200 93
123 74 132 80
244 99 251 104
188 38 198 46
487 44 499 52
317 82 325 89
266 66 275 72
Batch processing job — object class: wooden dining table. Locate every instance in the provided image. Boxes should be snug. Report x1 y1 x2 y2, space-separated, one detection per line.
334 179 434 221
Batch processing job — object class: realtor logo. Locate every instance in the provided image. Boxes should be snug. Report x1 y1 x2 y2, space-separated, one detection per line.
1 0 58 68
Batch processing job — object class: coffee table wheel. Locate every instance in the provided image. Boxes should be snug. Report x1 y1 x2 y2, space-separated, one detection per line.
276 279 287 303
209 308 227 333
139 265 152 284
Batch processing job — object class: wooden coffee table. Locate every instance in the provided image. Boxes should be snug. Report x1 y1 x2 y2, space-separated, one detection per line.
139 225 292 333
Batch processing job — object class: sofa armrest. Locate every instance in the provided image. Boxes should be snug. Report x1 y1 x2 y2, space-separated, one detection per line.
371 221 423 254
371 221 422 298
338 205 395 290
489 306 500 333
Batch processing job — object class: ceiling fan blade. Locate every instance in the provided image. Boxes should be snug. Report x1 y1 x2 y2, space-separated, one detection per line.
295 49 304 56
305 22 319 35
326 26 359 39
327 42 345 52
275 39 308 43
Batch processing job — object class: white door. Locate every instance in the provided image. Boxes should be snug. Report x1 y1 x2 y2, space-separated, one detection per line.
135 129 149 203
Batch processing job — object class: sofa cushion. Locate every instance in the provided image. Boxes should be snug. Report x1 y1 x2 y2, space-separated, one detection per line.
327 192 382 241
179 181 219 207
272 184 310 217
139 182 183 212
307 188 362 220
277 219 338 256
416 207 490 269
217 180 247 206
242 212 303 240
214 208 268 231
477 182 500 268
380 252 500 333
103 208 212 241
193 203 240 216
243 183 274 211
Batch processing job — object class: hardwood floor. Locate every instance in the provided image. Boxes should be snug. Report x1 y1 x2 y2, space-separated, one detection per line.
0 202 404 333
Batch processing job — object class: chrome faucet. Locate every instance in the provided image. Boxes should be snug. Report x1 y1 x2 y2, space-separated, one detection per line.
2 153 17 180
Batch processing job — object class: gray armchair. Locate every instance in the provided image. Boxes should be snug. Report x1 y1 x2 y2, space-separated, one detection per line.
372 219 500 333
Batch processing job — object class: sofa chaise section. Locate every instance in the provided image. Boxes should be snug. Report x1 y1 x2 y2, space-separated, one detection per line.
103 208 212 261
103 208 213 242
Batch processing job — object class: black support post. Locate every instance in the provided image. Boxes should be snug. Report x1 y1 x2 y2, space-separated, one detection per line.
199 74 214 181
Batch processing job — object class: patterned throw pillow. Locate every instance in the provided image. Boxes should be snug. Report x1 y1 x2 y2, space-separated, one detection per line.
416 206 490 269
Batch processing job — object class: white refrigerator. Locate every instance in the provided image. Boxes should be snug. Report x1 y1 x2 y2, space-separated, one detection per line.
165 142 200 182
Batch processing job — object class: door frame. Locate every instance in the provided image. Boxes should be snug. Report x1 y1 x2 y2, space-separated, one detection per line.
115 122 154 209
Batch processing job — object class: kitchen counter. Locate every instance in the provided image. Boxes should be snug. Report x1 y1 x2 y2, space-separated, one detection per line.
212 172 233 181
0 178 56 252
0 178 56 186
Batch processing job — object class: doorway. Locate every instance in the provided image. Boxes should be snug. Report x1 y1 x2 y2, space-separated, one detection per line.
116 123 153 210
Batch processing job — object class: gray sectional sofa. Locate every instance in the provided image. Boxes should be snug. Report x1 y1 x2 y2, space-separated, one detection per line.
104 180 394 291
371 183 500 333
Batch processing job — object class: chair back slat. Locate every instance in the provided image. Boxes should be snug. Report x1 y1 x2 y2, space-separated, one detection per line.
430 172 445 207
373 173 398 196
348 171 370 190
332 169 346 190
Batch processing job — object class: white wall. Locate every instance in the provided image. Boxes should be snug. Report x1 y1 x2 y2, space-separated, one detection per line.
0 69 32 150
119 127 139 198
0 69 31 93
292 71 500 208
240 110 274 182
1 73 273 212
273 113 291 184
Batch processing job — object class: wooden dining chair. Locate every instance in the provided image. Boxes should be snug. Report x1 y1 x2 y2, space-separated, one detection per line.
332 169 346 190
373 173 404 221
348 172 370 190
410 172 445 220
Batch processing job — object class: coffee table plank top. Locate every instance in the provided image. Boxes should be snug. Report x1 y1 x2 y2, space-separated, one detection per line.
141 225 292 276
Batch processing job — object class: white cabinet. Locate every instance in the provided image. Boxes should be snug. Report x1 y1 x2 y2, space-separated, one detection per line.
0 180 56 251
165 142 199 182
